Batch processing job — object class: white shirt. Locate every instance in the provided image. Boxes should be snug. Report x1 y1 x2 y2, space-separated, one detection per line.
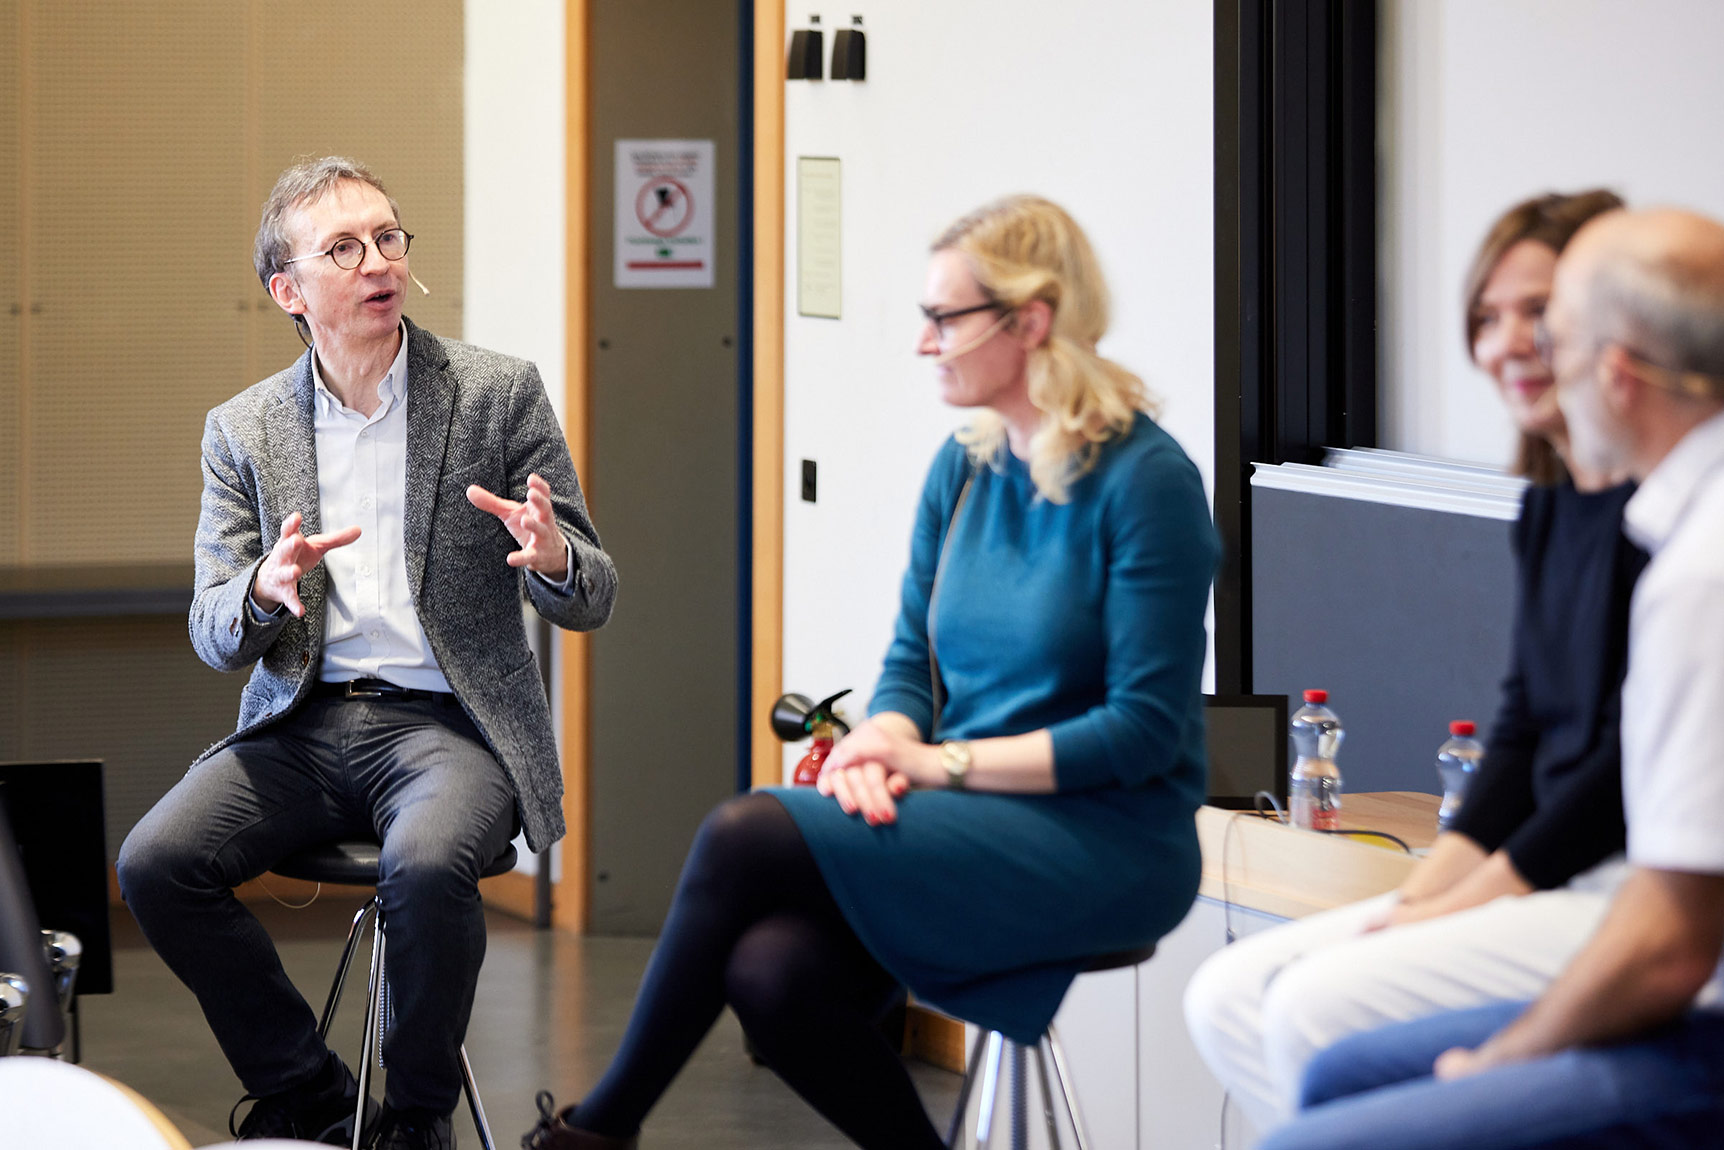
1620 408 1724 873
311 328 452 691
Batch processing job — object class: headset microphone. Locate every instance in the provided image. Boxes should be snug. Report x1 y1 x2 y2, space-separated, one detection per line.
410 272 431 296
931 311 1012 365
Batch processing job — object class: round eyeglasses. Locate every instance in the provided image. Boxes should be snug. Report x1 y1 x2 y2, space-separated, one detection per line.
283 228 413 271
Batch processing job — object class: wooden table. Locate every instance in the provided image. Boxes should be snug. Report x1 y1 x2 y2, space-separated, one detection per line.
1196 791 1440 919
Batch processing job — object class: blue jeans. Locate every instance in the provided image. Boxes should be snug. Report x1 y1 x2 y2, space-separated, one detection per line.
1259 1001 1724 1150
117 694 517 1113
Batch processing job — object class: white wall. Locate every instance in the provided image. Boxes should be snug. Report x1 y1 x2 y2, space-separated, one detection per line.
780 1 1216 776
466 0 567 422
1380 0 1724 466
466 0 566 875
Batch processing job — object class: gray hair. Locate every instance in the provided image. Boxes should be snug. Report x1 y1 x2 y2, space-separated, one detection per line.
253 156 402 341
1587 247 1724 396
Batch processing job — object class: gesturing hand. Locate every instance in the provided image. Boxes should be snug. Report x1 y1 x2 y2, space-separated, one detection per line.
466 473 568 580
253 511 362 618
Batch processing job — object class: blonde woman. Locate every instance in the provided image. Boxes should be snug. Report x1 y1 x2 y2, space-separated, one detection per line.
525 196 1219 1150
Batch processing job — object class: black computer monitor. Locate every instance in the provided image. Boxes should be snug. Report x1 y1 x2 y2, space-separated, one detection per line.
1204 695 1289 811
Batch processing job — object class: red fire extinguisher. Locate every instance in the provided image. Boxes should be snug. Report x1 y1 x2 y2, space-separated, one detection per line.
770 689 853 786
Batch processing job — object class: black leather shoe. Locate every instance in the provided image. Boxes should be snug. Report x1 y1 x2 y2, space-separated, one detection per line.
230 1054 377 1144
371 1104 455 1150
520 1092 638 1150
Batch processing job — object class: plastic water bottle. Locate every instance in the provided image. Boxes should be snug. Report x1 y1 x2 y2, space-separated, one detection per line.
1289 689 1344 831
1436 720 1484 831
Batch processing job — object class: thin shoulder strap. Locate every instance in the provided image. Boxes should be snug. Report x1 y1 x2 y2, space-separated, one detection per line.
927 469 975 740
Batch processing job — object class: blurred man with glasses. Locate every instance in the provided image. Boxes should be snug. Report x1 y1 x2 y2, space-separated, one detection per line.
118 156 617 1149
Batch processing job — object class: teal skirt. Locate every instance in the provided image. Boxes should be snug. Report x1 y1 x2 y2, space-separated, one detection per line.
769 782 1200 1044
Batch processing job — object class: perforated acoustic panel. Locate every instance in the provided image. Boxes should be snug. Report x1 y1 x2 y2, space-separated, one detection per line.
247 0 465 386
0 618 245 863
0 0 21 566
26 2 250 568
7 0 462 567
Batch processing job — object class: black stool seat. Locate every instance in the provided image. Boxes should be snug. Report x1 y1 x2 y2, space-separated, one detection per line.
1081 944 1155 973
272 840 518 886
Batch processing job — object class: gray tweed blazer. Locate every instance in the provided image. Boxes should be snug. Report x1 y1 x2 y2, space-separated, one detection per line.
188 319 616 851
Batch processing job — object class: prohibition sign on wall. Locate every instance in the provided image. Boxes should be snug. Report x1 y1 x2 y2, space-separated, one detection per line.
636 177 694 237
614 139 715 289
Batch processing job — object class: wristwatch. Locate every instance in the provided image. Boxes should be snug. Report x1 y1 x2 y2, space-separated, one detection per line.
939 740 973 790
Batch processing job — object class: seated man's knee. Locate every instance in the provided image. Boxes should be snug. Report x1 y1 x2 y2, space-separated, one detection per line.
380 846 483 908
116 817 198 915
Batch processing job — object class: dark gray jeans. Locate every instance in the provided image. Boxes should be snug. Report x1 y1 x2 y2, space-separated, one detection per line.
117 693 517 1113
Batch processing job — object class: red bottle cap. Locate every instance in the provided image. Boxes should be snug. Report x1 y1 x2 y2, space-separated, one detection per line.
1303 689 1328 703
1450 720 1476 736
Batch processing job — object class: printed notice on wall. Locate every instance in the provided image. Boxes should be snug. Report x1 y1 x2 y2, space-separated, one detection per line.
615 139 715 289
797 157 842 318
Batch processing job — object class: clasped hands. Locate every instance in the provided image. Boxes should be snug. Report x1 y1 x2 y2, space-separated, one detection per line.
817 718 947 826
250 473 567 617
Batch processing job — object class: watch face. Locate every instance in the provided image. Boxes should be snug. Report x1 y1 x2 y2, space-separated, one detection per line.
941 740 971 781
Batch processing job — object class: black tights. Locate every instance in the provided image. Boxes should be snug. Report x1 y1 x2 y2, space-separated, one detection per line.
572 792 947 1149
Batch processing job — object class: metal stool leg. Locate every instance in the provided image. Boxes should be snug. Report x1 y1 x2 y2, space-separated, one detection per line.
459 1045 498 1150
319 898 377 1038
322 892 498 1150
352 907 387 1150
1044 1023 1092 1150
974 1030 1006 1149
1009 1041 1028 1150
1033 1040 1061 1149
946 1027 990 1148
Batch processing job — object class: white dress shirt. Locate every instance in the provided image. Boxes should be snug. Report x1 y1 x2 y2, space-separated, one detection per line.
1620 407 1724 874
311 329 452 690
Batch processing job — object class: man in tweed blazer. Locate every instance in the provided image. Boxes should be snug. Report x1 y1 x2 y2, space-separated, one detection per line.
117 157 615 1149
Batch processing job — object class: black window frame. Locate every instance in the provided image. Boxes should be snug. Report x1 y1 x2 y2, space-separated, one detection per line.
1213 0 1378 694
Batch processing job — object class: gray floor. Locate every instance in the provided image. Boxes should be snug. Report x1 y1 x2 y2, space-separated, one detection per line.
78 898 961 1148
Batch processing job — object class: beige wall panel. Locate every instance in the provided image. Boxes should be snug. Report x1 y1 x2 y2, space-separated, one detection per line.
0 0 23 565
249 0 465 382
0 618 245 863
26 1 250 566
8 1 463 567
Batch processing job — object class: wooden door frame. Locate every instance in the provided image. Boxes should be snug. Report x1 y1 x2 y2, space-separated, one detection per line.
749 0 785 789
558 0 594 931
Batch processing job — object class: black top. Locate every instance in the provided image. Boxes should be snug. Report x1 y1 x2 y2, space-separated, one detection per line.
1449 480 1648 889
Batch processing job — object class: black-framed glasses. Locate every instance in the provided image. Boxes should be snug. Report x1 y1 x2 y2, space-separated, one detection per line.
919 300 1002 339
284 228 413 271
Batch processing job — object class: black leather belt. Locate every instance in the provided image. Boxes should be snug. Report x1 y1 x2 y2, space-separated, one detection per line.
311 678 456 704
